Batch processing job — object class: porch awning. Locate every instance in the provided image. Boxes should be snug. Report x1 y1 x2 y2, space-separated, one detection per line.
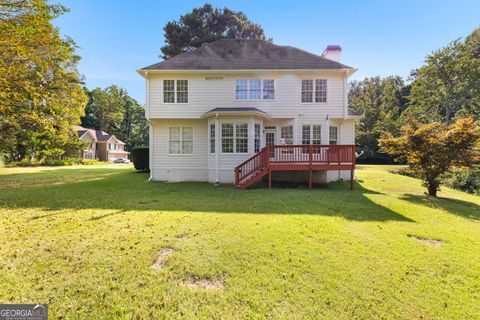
201 107 271 118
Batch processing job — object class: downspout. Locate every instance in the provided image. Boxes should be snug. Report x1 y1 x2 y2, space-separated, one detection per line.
215 113 220 183
144 71 153 182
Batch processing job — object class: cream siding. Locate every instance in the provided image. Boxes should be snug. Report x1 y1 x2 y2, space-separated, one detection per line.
148 71 346 119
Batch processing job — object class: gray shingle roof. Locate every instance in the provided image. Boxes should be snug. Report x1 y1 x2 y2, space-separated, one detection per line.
142 39 353 71
76 126 125 144
202 107 270 118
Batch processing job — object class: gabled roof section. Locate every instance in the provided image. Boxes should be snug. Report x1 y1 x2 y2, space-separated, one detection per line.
141 39 354 71
76 126 125 144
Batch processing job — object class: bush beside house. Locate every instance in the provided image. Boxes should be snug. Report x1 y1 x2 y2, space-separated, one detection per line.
131 147 149 171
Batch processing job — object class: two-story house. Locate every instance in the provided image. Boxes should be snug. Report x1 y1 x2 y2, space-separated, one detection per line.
77 126 129 162
138 40 360 189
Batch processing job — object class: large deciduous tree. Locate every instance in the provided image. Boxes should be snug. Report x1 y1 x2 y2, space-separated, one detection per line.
380 117 480 197
406 28 480 122
0 0 87 162
349 76 408 163
161 3 268 58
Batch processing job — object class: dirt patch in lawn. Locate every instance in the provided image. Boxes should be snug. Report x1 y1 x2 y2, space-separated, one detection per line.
408 234 443 247
151 248 175 270
179 277 225 290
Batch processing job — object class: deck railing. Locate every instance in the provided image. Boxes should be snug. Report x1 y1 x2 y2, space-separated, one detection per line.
234 147 270 184
234 145 356 187
269 144 356 164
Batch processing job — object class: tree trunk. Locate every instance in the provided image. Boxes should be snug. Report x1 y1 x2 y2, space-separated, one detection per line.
427 183 438 197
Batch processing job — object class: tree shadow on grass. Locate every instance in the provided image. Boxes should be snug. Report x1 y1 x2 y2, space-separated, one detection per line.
400 193 480 220
0 168 414 222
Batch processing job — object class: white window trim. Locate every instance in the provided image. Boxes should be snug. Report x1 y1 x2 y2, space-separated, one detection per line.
168 127 194 155
220 122 249 154
301 124 322 145
254 122 262 153
301 78 327 104
329 126 339 145
162 79 189 104
234 78 276 101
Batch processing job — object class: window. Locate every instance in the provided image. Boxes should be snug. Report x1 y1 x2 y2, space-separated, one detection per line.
108 143 117 151
249 79 261 100
302 125 321 146
222 123 248 153
235 79 274 100
302 79 327 103
301 80 313 102
329 126 338 145
163 80 175 103
235 80 248 100
263 80 275 100
315 79 327 102
210 124 215 154
221 123 234 153
169 127 193 154
281 126 293 145
163 80 188 103
254 124 261 153
176 80 188 103
236 123 248 153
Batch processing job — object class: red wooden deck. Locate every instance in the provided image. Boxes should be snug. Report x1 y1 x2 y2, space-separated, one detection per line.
234 145 356 189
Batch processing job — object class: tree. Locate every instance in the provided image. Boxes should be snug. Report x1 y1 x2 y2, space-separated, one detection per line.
349 76 407 163
406 28 480 123
81 86 148 150
380 117 480 197
0 0 87 161
161 3 268 58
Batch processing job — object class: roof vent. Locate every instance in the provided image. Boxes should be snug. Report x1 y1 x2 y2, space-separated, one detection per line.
322 45 342 62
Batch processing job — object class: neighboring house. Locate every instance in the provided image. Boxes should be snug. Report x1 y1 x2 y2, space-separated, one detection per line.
76 126 129 162
138 39 361 189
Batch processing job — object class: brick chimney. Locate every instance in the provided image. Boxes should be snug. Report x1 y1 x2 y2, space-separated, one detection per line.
322 45 342 62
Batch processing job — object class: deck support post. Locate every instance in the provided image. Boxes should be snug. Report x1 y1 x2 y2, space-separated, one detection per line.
268 169 272 189
350 169 354 190
308 169 312 189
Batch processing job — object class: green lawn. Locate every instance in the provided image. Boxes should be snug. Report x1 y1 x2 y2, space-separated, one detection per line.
0 165 479 319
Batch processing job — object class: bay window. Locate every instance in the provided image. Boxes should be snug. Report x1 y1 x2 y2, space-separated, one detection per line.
254 124 261 153
221 123 248 153
209 124 215 154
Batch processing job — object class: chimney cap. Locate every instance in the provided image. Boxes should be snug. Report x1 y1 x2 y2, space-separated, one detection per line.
323 45 342 55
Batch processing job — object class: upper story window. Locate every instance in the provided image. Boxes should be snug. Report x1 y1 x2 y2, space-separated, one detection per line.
301 79 327 103
169 127 193 154
329 126 338 145
163 80 188 103
235 79 274 100
108 143 117 151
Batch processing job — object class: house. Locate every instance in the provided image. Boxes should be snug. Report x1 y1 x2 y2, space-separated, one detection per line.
76 126 129 162
138 39 361 189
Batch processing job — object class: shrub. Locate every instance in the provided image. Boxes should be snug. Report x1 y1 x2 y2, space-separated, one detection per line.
131 147 149 171
443 166 480 194
79 159 109 165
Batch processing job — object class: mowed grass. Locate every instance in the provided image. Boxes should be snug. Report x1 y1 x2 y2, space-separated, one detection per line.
0 165 479 319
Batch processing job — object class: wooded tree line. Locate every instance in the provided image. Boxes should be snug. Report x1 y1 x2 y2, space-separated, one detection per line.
351 27 480 163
